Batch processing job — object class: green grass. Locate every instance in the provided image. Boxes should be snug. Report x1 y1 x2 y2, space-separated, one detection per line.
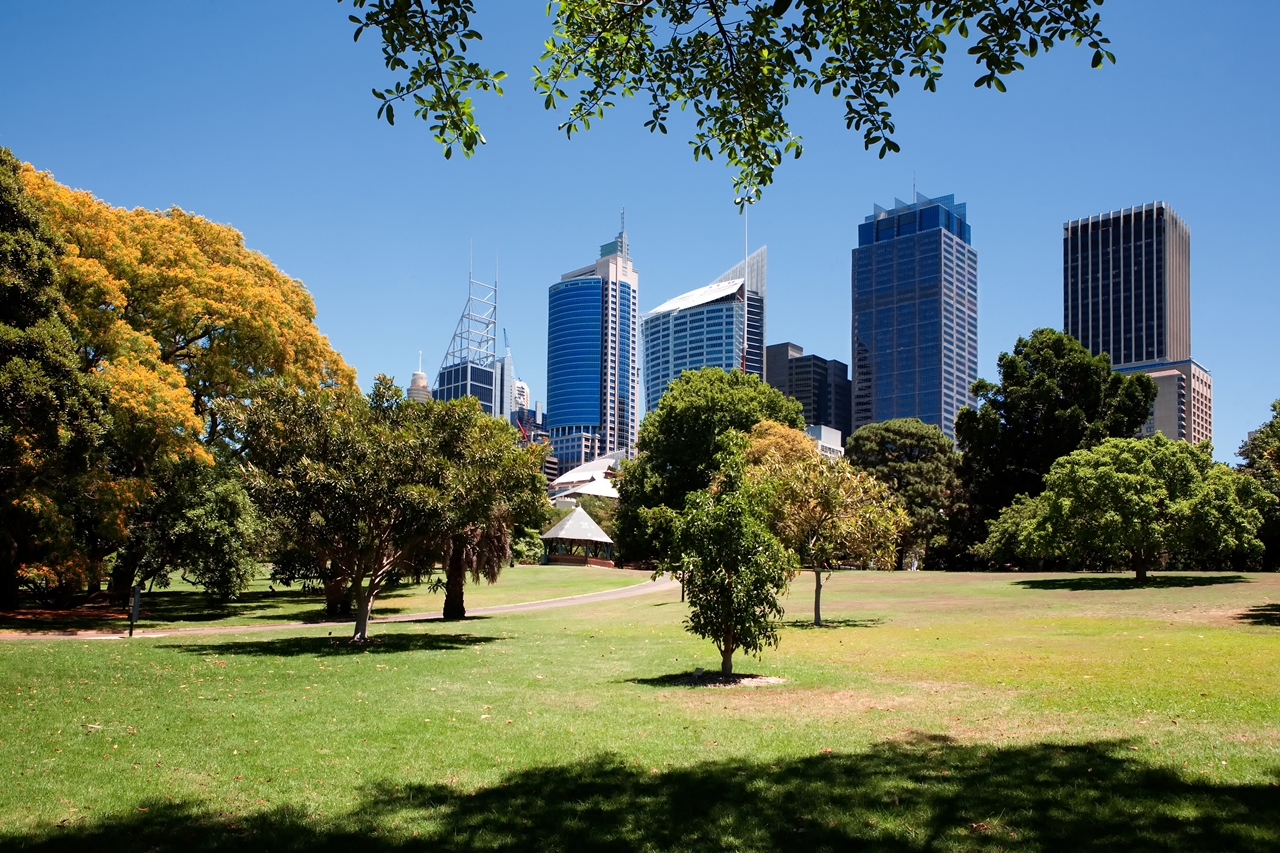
3 570 1280 851
0 564 648 634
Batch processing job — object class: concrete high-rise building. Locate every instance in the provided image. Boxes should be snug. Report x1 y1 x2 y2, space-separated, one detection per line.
641 247 766 412
851 192 978 440
546 218 640 470
407 369 431 403
512 379 530 412
1063 201 1210 444
765 342 853 445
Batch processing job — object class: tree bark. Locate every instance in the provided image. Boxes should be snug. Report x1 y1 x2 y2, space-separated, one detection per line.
1135 562 1149 584
720 647 734 676
109 563 135 607
323 575 350 617
443 540 467 621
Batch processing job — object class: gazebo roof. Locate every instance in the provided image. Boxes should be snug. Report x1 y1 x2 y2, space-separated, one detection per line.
561 478 620 499
540 507 613 544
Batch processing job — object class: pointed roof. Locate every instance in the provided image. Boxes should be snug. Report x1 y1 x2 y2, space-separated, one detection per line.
541 507 614 544
561 478 620 499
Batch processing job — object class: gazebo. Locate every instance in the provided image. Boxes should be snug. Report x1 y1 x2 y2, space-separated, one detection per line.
541 507 615 567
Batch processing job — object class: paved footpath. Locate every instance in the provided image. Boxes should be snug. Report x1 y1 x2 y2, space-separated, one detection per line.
0 576 680 641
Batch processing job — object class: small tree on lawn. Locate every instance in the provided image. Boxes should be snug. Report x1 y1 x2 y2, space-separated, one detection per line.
753 455 905 625
980 435 1271 582
666 435 797 675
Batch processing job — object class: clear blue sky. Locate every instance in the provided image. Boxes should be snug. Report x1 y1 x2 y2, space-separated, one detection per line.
3 1 1277 461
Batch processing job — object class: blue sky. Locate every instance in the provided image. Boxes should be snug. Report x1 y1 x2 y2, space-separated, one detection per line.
2 1 1277 461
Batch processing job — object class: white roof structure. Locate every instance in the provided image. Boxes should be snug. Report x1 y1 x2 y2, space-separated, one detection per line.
549 449 627 488
561 478 620 499
541 507 614 544
644 278 744 318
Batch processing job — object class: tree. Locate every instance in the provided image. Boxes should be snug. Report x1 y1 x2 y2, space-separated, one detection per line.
666 437 797 674
616 367 803 563
237 377 545 639
980 436 1272 582
745 419 817 466
1238 400 1280 570
846 418 959 570
951 328 1156 564
344 0 1113 203
753 454 904 625
116 457 264 601
0 147 108 610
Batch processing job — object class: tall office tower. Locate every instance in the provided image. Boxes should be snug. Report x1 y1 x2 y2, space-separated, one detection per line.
765 342 853 444
641 247 766 412
512 379 530 412
407 369 432 403
851 192 978 440
546 218 640 470
1063 201 1210 443
434 270 513 419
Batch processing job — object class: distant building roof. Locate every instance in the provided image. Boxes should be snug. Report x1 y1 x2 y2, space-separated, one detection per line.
540 507 613 544
645 278 743 317
561 478 620 499
549 449 628 488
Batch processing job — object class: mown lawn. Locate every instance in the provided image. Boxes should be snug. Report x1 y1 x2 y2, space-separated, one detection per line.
0 564 648 634
2 570 1279 851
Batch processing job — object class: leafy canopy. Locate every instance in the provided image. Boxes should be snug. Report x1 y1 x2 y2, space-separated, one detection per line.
1238 400 1280 570
345 0 1113 203
846 417 958 569
951 328 1155 562
981 436 1272 581
615 367 803 562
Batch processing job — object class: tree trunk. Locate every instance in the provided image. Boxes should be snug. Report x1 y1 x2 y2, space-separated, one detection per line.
323 575 350 617
1135 562 1149 584
813 568 823 627
443 541 467 621
109 563 135 607
352 581 375 642
720 647 734 676
0 531 19 611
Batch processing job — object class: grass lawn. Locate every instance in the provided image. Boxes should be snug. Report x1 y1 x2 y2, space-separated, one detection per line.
0 564 648 634
2 570 1279 851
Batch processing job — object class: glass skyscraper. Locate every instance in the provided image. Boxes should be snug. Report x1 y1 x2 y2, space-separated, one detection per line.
765 342 853 444
851 192 978 439
641 247 766 412
546 222 640 470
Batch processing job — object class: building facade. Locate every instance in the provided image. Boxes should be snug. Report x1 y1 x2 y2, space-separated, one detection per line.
641 247 766 412
546 222 640 470
433 272 514 419
1063 201 1210 444
765 342 853 444
851 192 978 440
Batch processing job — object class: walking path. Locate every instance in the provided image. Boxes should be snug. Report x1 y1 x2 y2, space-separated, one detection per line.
0 576 679 641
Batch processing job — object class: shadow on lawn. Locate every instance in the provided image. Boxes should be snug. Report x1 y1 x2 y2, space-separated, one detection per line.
783 617 884 630
1015 574 1249 592
12 735 1280 852
1236 603 1280 627
159 630 501 658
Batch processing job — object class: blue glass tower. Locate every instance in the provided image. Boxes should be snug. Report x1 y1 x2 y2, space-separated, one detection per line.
851 193 978 439
641 247 766 412
546 221 640 470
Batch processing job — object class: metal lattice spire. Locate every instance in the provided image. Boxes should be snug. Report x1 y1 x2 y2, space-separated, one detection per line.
434 268 497 391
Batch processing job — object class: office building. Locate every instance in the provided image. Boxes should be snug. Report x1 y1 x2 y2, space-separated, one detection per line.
641 247 766 412
512 380 530 412
546 219 640 470
407 366 431 403
766 342 853 444
1063 201 1210 444
851 192 978 439
434 272 514 420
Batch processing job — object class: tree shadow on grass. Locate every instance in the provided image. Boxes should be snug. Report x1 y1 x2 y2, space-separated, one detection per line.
1236 603 1280 627
1015 574 1250 592
626 671 785 688
11 735 1280 852
783 617 884 630
158 630 502 658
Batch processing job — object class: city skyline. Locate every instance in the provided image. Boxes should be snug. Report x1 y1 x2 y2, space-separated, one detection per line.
5 2 1277 461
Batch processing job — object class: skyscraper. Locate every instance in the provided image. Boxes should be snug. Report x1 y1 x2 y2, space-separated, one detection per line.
641 247 766 412
1063 201 1210 443
765 342 853 444
546 219 640 469
433 270 514 420
851 192 978 440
